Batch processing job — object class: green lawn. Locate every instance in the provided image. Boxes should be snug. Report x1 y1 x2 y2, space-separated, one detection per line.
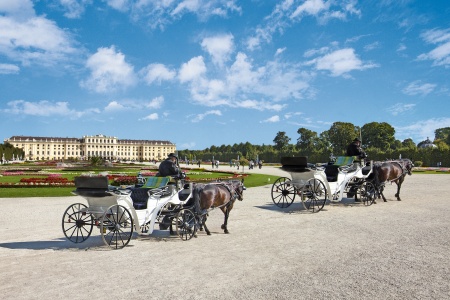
0 169 280 198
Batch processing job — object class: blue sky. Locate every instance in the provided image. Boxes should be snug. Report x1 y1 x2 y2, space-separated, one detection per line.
1 0 449 150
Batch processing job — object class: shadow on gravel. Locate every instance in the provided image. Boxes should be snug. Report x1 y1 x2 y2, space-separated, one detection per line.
255 202 331 214
0 237 105 250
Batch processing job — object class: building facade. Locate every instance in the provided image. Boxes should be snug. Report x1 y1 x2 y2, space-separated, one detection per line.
4 134 176 162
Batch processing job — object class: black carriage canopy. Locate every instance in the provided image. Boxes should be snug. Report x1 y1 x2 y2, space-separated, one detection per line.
280 157 312 173
73 176 113 197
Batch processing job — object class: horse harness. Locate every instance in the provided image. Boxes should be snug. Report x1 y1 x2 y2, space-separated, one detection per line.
210 182 242 210
387 160 409 182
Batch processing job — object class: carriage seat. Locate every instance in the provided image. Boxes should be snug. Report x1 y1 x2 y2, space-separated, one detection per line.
141 176 171 189
73 176 113 197
130 176 171 209
325 156 355 182
361 165 372 175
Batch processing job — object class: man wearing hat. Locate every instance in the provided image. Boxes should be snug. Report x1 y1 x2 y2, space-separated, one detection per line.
346 138 366 158
158 153 180 177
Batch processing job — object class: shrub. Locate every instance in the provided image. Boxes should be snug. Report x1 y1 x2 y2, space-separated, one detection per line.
414 161 423 167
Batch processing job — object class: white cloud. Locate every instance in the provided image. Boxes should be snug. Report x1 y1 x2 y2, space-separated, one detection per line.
201 34 234 67
145 96 164 109
126 0 241 30
0 5 79 66
2 100 99 118
236 100 286 111
402 81 437 96
191 110 222 122
284 112 303 119
81 46 137 93
275 47 286 56
261 115 280 123
180 51 311 109
247 0 360 50
58 0 92 19
397 43 407 52
417 28 450 67
104 0 130 12
104 101 125 111
387 103 416 116
0 0 35 20
291 0 330 19
180 142 196 149
141 113 159 120
0 63 20 74
364 41 380 51
178 56 207 83
395 118 450 142
141 63 176 84
306 48 378 77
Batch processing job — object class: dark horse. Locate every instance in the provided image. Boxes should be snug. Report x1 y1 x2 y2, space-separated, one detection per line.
193 180 245 235
372 158 414 201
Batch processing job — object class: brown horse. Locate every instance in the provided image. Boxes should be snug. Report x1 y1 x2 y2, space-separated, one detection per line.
372 159 413 201
193 180 245 235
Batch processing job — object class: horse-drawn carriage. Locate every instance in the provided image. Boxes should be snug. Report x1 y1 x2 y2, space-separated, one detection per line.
271 156 377 212
62 175 199 249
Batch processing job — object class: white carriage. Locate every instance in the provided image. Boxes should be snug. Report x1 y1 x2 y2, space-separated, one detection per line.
271 156 376 212
62 176 199 249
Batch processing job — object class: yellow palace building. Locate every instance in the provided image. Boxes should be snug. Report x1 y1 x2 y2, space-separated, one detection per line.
4 134 176 162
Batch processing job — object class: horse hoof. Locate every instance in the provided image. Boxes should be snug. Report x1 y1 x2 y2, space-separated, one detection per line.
206 232 211 236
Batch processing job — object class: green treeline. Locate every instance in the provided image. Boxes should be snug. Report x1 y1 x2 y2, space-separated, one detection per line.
0 142 25 161
178 122 450 167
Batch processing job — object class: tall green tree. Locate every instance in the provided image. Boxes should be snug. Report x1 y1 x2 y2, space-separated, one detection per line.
296 128 320 155
402 138 417 149
434 127 450 140
361 122 396 149
325 122 358 154
273 131 291 151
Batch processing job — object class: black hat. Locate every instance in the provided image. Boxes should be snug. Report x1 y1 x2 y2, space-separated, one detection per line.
353 138 361 142
168 153 178 158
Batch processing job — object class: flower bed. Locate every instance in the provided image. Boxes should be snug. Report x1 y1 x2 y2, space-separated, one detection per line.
111 176 138 186
20 176 72 185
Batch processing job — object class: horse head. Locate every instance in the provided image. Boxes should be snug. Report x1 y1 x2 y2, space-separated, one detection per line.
401 159 414 175
231 179 245 201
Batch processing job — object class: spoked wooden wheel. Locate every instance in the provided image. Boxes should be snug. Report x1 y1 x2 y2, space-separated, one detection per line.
100 205 134 249
175 209 198 241
304 178 327 213
271 177 296 208
360 182 376 206
62 203 94 243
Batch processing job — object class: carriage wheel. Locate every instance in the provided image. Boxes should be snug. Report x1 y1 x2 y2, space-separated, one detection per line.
175 209 198 241
304 178 327 213
360 182 376 206
271 177 296 208
100 205 134 249
62 203 94 243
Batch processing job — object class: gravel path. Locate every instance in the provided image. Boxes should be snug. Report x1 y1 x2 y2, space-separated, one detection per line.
0 167 449 300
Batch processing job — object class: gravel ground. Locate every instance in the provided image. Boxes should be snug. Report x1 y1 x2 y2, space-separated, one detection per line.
0 167 449 300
